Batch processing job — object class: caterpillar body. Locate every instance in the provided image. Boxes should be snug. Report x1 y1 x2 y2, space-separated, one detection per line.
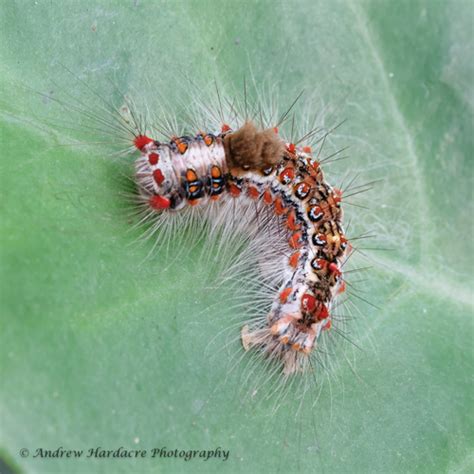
133 120 348 375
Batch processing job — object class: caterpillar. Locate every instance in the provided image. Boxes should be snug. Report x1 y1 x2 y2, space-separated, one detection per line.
30 69 368 388
133 118 348 376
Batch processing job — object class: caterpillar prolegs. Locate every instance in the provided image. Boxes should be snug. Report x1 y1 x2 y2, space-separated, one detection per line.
134 120 348 375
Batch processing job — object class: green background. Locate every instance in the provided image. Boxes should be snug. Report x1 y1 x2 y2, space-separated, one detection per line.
1 0 473 473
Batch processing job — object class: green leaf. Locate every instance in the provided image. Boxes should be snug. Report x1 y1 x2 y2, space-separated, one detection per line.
1 1 472 473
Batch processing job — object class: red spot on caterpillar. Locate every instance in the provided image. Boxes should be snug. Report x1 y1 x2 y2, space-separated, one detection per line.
134 135 153 151
148 153 159 165
289 232 302 249
286 210 301 231
307 159 320 178
294 181 311 199
301 293 316 312
149 195 171 210
248 186 260 199
316 258 327 269
316 303 329 321
287 143 296 154
279 167 295 185
323 319 332 331
229 184 242 197
314 233 327 245
273 127 279 134
279 287 293 304
153 169 165 185
341 235 351 252
329 262 341 276
274 197 287 215
308 205 324 222
338 281 346 294
221 123 231 133
332 189 343 205
289 251 300 268
263 188 273 205
303 146 312 153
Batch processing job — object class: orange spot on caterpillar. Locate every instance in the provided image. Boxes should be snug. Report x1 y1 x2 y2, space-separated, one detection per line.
289 232 302 249
248 186 260 199
210 195 220 201
204 135 214 146
186 169 198 181
303 146 312 153
188 199 199 206
338 281 346 294
211 165 222 179
221 123 231 133
273 127 279 134
279 287 293 304
134 135 153 151
153 169 165 185
289 251 300 268
177 141 188 154
148 152 159 165
149 195 170 210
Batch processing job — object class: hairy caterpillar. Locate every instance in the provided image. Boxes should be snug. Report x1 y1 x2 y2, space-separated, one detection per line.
31 69 372 390
134 120 347 375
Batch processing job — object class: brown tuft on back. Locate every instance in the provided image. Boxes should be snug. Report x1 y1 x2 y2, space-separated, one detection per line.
223 121 285 170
